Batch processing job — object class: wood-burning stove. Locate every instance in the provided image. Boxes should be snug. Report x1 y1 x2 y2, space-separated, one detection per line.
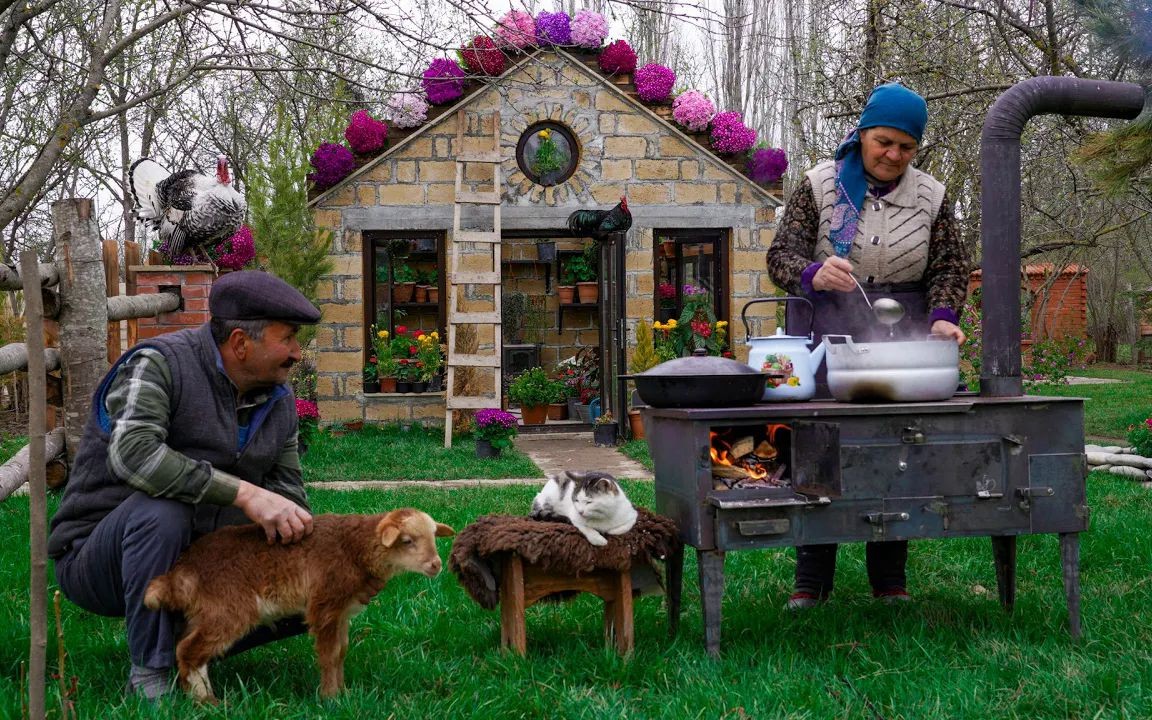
648 395 1088 656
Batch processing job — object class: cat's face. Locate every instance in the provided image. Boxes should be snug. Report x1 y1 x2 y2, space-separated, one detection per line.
568 471 623 516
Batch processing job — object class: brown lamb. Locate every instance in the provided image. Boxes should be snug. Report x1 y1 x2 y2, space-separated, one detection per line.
144 508 455 703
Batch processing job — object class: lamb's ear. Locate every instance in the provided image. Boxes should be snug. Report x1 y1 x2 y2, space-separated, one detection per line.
376 518 401 547
435 523 456 537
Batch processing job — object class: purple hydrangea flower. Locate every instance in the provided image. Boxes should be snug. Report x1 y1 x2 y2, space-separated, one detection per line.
570 10 608 48
308 143 356 189
710 111 757 154
635 63 676 103
535 11 571 46
747 147 789 184
344 109 388 155
422 58 466 105
598 39 637 75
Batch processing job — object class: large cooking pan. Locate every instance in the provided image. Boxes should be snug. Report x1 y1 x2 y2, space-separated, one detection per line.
824 334 959 402
623 350 777 408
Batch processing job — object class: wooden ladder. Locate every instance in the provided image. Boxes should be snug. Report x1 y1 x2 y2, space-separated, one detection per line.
444 108 503 447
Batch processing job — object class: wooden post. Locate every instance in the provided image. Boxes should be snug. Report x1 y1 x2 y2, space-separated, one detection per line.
123 241 141 348
21 249 47 720
51 199 108 463
102 240 121 364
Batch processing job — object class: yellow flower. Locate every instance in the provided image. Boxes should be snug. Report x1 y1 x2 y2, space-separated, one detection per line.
431 331 439 339
787 377 800 386
716 320 728 328
539 129 551 140
377 330 388 338
667 318 678 327
416 333 425 340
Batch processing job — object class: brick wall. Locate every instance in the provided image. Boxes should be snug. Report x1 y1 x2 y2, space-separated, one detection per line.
969 264 1088 340
130 266 214 340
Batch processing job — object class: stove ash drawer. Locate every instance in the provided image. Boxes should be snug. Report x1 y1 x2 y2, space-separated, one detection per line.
839 439 1009 500
714 500 886 549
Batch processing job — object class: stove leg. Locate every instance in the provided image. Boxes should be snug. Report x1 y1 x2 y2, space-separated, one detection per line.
991 536 1017 612
698 549 725 658
666 542 684 638
1060 532 1082 641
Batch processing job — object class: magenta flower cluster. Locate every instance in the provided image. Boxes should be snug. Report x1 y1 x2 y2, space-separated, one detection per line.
474 407 519 447
672 90 715 132
570 10 608 47
747 147 789 184
634 63 676 103
710 111 757 154
495 9 536 49
156 237 195 265
308 142 356 189
461 35 507 76
344 110 388 155
215 225 255 270
598 39 637 74
535 11 571 45
296 399 320 421
422 58 466 105
385 92 428 129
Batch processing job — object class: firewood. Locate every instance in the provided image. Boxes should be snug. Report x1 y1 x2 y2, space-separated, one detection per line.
730 436 754 459
752 440 778 459
712 464 750 479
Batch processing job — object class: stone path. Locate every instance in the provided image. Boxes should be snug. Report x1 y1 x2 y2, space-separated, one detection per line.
1067 376 1127 385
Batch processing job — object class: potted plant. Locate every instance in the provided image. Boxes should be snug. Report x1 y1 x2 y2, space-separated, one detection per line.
363 361 380 394
536 238 557 263
295 399 320 456
627 320 661 440
426 269 440 303
593 412 618 447
508 366 562 425
392 262 417 303
372 325 398 393
416 330 444 390
375 265 390 305
564 251 598 304
414 268 431 303
473 408 518 458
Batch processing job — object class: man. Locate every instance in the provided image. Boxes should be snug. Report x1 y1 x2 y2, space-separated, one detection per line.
48 270 321 699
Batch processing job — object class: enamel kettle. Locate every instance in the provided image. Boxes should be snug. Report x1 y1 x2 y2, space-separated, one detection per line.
740 297 826 402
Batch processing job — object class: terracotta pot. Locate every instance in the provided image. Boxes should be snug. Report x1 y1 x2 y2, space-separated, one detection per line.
628 408 645 440
558 285 576 304
414 285 428 303
379 377 397 393
547 402 567 421
576 281 598 304
520 404 548 425
392 282 415 303
345 419 364 432
427 287 439 303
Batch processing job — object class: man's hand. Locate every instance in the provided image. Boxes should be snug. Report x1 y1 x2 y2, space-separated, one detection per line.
812 256 858 293
233 481 313 545
931 320 966 345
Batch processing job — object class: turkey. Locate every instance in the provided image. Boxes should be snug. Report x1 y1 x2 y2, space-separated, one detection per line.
566 196 631 242
130 155 246 260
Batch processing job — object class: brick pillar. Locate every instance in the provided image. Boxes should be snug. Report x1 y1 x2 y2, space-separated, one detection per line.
129 265 216 340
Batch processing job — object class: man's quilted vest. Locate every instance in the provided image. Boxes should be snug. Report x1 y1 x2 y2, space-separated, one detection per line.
48 324 296 558
805 159 946 284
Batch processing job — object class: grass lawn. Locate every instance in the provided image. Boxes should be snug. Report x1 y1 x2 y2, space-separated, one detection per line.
5 475 1152 719
1036 365 1152 440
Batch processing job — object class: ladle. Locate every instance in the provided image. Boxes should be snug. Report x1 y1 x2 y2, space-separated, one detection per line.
850 274 905 337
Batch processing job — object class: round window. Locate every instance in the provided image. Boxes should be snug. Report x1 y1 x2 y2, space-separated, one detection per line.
516 122 579 187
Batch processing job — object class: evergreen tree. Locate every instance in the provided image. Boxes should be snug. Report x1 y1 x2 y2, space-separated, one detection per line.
630 319 660 373
247 103 337 346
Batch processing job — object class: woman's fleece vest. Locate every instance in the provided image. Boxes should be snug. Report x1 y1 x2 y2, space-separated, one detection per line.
48 324 297 558
805 160 946 284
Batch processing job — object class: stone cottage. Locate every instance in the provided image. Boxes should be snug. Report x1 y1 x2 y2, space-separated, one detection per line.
308 49 783 426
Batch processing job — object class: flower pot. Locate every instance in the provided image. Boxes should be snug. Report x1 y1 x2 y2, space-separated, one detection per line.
414 285 428 303
567 396 582 419
411 380 427 393
345 420 364 432
475 438 501 459
380 377 397 393
547 402 567 421
429 374 443 392
628 408 645 440
427 287 439 303
558 285 576 304
520 404 549 425
392 282 416 303
576 281 598 304
537 241 557 263
593 424 618 447
363 379 381 394
575 402 592 423
396 381 412 393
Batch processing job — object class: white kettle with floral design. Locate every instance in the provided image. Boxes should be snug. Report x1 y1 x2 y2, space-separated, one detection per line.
741 297 825 402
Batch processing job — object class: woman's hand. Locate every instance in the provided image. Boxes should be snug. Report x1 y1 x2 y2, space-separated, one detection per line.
811 256 858 293
931 320 966 345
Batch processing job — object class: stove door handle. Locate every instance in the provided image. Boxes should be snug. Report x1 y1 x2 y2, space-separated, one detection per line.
863 511 910 525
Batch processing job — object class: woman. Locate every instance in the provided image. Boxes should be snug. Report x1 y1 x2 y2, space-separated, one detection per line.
766 83 971 610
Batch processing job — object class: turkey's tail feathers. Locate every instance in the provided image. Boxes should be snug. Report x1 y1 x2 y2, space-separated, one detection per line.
129 158 171 227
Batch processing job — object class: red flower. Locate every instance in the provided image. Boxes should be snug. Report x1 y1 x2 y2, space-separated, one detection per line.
396 325 408 335
409 345 418 354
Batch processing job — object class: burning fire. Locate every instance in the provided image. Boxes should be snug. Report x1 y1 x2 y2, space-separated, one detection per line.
710 431 769 480
709 424 792 488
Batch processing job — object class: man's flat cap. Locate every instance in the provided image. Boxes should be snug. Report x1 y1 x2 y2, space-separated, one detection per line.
209 271 322 324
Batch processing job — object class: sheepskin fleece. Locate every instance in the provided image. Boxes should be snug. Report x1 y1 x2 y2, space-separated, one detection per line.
448 507 681 610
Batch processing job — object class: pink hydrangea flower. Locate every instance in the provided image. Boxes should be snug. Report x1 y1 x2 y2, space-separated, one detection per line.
570 10 608 48
215 225 255 270
672 90 715 132
710 111 757 154
385 92 428 129
344 110 388 155
634 63 676 103
495 10 536 49
598 39 637 75
422 58 466 105
460 35 506 76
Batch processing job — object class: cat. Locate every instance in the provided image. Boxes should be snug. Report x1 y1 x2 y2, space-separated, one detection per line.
529 470 638 546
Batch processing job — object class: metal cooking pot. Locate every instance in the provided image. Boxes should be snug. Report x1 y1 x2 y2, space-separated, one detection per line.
624 350 775 408
824 334 960 403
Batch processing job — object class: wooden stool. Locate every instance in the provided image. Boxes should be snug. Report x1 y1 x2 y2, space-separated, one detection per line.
498 553 634 656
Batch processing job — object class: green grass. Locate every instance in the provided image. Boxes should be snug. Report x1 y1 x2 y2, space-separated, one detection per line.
1034 365 1152 440
5 475 1152 718
619 439 653 471
302 424 541 482
0 436 25 464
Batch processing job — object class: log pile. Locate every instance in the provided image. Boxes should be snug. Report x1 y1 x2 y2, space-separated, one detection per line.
1085 444 1152 480
711 435 788 490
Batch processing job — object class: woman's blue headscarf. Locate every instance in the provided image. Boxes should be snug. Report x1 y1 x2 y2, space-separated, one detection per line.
828 83 928 258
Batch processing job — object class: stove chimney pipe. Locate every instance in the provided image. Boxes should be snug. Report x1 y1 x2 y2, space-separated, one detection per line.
979 77 1143 396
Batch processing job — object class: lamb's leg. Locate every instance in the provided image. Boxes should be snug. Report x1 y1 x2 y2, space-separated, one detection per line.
175 613 253 704
309 603 353 697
